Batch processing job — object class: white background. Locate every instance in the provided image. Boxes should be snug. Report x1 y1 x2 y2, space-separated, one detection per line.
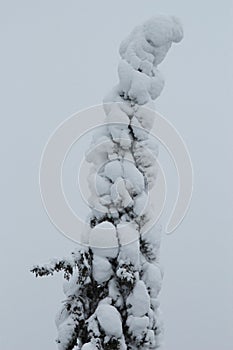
0 1 232 349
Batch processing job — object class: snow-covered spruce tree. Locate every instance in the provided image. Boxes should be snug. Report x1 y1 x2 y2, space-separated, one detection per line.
32 15 183 350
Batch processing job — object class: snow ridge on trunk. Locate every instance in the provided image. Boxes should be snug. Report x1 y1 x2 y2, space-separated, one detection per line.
32 15 183 350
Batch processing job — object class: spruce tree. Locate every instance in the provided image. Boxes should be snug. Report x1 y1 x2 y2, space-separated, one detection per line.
32 15 183 350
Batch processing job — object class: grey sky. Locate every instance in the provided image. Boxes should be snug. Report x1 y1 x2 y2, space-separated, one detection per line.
0 1 232 349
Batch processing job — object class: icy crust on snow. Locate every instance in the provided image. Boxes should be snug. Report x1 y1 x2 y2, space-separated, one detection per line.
52 15 183 350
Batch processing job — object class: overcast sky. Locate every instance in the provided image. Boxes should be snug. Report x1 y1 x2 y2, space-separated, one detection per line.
0 1 233 349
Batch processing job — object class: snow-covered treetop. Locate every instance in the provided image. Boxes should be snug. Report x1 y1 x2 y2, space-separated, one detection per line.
106 15 183 105
120 15 183 68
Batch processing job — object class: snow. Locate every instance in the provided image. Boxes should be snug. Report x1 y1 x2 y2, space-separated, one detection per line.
93 255 113 284
120 15 183 67
133 139 158 167
122 161 145 195
145 329 156 348
118 60 164 104
57 315 77 350
108 278 123 308
108 125 132 149
110 177 133 208
127 280 150 317
63 269 80 296
107 103 130 125
95 174 111 196
86 195 108 220
96 304 122 338
55 304 69 329
81 342 97 350
104 160 122 182
141 224 162 256
89 222 119 258
117 222 139 245
144 15 183 46
135 105 155 131
104 160 145 198
86 135 115 167
150 298 160 311
117 15 183 105
142 262 162 298
117 223 140 266
106 103 132 148
127 315 149 338
99 194 112 206
133 191 148 216
130 115 148 141
118 129 132 149
87 314 100 337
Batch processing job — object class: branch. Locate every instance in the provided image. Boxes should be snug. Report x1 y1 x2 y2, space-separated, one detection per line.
31 251 81 280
